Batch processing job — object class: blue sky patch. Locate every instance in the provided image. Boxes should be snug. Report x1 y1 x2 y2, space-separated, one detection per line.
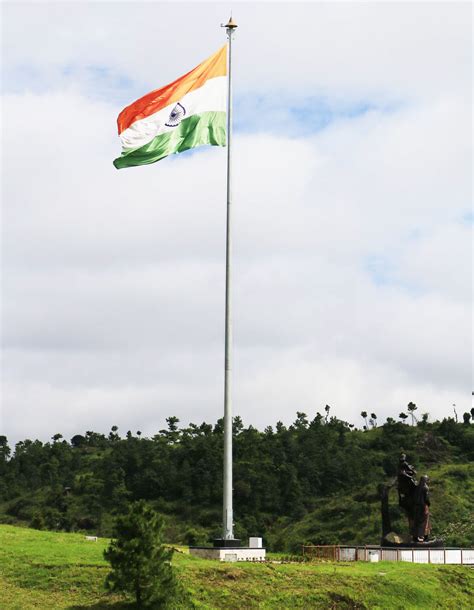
4 60 400 137
365 254 395 286
461 211 474 224
233 92 401 137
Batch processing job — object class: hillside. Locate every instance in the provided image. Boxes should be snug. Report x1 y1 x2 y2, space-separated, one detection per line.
1 414 473 550
1 524 473 609
267 462 474 552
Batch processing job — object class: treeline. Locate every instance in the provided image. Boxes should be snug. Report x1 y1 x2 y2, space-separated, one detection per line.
0 407 473 547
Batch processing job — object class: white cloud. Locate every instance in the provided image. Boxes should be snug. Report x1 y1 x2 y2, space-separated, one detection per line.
1 2 472 444
3 3 471 102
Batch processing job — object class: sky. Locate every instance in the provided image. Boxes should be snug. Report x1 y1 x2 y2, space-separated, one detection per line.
1 1 472 445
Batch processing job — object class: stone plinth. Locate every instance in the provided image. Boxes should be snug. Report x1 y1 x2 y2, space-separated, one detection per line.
189 546 266 562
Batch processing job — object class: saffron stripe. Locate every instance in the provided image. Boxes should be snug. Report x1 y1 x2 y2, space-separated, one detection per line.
117 45 227 135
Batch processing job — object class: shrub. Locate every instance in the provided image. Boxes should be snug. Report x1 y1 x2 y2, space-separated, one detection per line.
104 500 189 608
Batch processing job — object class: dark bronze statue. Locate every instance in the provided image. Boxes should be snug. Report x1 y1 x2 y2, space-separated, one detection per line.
413 475 431 542
380 454 440 547
397 453 417 535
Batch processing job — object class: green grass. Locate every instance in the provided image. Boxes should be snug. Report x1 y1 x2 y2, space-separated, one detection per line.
1 524 473 609
0 526 126 609
176 558 474 609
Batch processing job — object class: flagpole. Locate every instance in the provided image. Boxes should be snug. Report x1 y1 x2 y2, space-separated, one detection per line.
223 16 237 542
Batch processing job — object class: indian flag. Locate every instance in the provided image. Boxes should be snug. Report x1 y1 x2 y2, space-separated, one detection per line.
113 45 227 169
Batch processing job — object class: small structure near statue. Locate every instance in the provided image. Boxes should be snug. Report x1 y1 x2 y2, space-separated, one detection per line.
380 453 443 547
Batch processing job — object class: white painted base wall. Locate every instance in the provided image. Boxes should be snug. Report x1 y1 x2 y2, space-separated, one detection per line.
324 546 474 565
189 547 266 562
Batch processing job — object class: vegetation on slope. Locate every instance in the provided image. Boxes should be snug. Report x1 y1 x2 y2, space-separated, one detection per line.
268 462 474 552
1 408 473 550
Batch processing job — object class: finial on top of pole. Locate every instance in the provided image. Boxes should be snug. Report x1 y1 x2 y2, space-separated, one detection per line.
225 16 237 29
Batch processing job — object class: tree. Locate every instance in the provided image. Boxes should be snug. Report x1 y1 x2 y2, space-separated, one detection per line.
0 436 10 462
104 500 183 608
360 411 368 430
70 434 86 448
109 426 120 442
0 436 10 490
369 413 377 428
407 402 418 426
292 412 308 429
232 416 244 434
399 412 408 423
160 417 181 444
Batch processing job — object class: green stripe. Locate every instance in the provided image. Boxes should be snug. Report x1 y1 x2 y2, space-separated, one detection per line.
113 111 226 169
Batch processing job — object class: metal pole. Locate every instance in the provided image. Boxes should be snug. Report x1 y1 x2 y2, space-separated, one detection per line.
223 16 237 541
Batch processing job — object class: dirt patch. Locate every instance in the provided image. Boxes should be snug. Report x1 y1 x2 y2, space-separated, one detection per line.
224 568 246 580
328 591 368 609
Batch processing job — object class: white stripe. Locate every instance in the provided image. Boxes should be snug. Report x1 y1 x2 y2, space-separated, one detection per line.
120 76 226 151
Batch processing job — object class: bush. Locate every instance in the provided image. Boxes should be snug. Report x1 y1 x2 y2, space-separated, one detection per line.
30 513 45 530
183 527 208 547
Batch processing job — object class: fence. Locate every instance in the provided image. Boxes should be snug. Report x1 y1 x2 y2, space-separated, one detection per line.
302 545 365 562
301 545 474 565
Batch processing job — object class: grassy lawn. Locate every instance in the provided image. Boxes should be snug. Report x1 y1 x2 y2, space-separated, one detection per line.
0 526 125 609
1 524 473 609
176 555 474 609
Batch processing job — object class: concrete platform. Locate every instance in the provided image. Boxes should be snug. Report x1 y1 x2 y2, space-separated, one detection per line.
189 546 266 562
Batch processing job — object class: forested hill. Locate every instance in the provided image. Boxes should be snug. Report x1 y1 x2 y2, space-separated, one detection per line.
1 409 473 551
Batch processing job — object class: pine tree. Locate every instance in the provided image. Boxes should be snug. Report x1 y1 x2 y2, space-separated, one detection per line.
407 402 418 425
104 500 185 608
360 411 368 430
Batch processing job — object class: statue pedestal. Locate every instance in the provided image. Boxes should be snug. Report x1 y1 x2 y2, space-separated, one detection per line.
381 533 444 548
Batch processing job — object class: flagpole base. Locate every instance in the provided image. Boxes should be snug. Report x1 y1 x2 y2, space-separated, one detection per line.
190 545 266 562
213 538 241 548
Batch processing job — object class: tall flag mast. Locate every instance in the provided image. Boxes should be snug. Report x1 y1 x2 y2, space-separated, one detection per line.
113 15 244 549
222 15 238 544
